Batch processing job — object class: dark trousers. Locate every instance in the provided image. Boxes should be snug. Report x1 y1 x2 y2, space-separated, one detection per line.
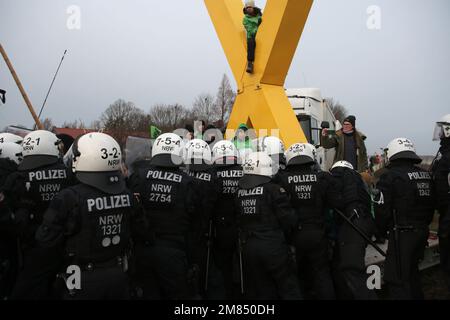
134 240 191 300
186 231 208 299
439 213 450 292
213 224 239 299
384 228 428 300
247 37 256 62
439 234 450 291
11 246 60 300
0 236 19 299
292 225 335 300
241 230 301 300
333 218 378 300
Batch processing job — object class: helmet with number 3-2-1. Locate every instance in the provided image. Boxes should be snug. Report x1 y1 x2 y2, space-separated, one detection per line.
285 143 316 167
72 132 125 194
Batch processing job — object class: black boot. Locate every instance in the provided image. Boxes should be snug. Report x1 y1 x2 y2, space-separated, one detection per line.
246 61 254 74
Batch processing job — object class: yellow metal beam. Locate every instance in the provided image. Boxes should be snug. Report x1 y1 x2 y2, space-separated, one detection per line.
204 0 314 147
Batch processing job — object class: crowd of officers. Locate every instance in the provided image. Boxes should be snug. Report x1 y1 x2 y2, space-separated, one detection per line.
0 114 449 300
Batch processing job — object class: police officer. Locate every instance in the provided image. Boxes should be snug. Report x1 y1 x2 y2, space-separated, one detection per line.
2 130 74 299
236 152 301 299
129 133 197 299
375 138 435 299
330 160 377 300
276 143 337 299
0 142 23 299
431 114 450 291
34 132 144 299
183 139 218 298
211 140 243 299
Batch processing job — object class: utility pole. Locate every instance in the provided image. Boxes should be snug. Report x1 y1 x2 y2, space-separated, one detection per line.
0 43 43 129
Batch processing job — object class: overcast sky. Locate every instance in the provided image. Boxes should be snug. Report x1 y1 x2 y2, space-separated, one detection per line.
1 0 449 155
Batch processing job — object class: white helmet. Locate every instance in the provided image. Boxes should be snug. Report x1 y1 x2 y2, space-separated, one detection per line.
385 137 421 163
257 136 285 156
151 133 184 167
185 139 212 171
331 160 354 171
258 136 286 168
0 142 23 165
73 132 125 194
433 114 450 141
212 140 239 165
0 133 23 144
240 152 273 188
286 143 316 166
20 130 61 170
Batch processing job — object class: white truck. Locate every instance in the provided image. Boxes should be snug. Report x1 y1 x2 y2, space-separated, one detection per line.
286 88 339 171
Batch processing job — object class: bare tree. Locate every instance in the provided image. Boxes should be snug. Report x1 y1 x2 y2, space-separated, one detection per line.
61 119 86 129
192 93 217 123
40 118 54 131
325 98 348 123
215 74 235 125
90 120 103 131
148 103 190 132
100 99 148 144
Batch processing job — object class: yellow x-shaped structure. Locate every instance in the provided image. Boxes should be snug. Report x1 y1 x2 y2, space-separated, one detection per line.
205 0 314 147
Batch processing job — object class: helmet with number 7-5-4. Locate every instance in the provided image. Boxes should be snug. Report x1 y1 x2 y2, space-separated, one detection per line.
72 132 125 194
212 140 239 166
0 132 23 144
185 139 212 171
151 133 184 168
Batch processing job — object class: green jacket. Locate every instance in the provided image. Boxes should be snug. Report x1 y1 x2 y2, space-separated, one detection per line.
321 129 369 172
243 8 262 39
